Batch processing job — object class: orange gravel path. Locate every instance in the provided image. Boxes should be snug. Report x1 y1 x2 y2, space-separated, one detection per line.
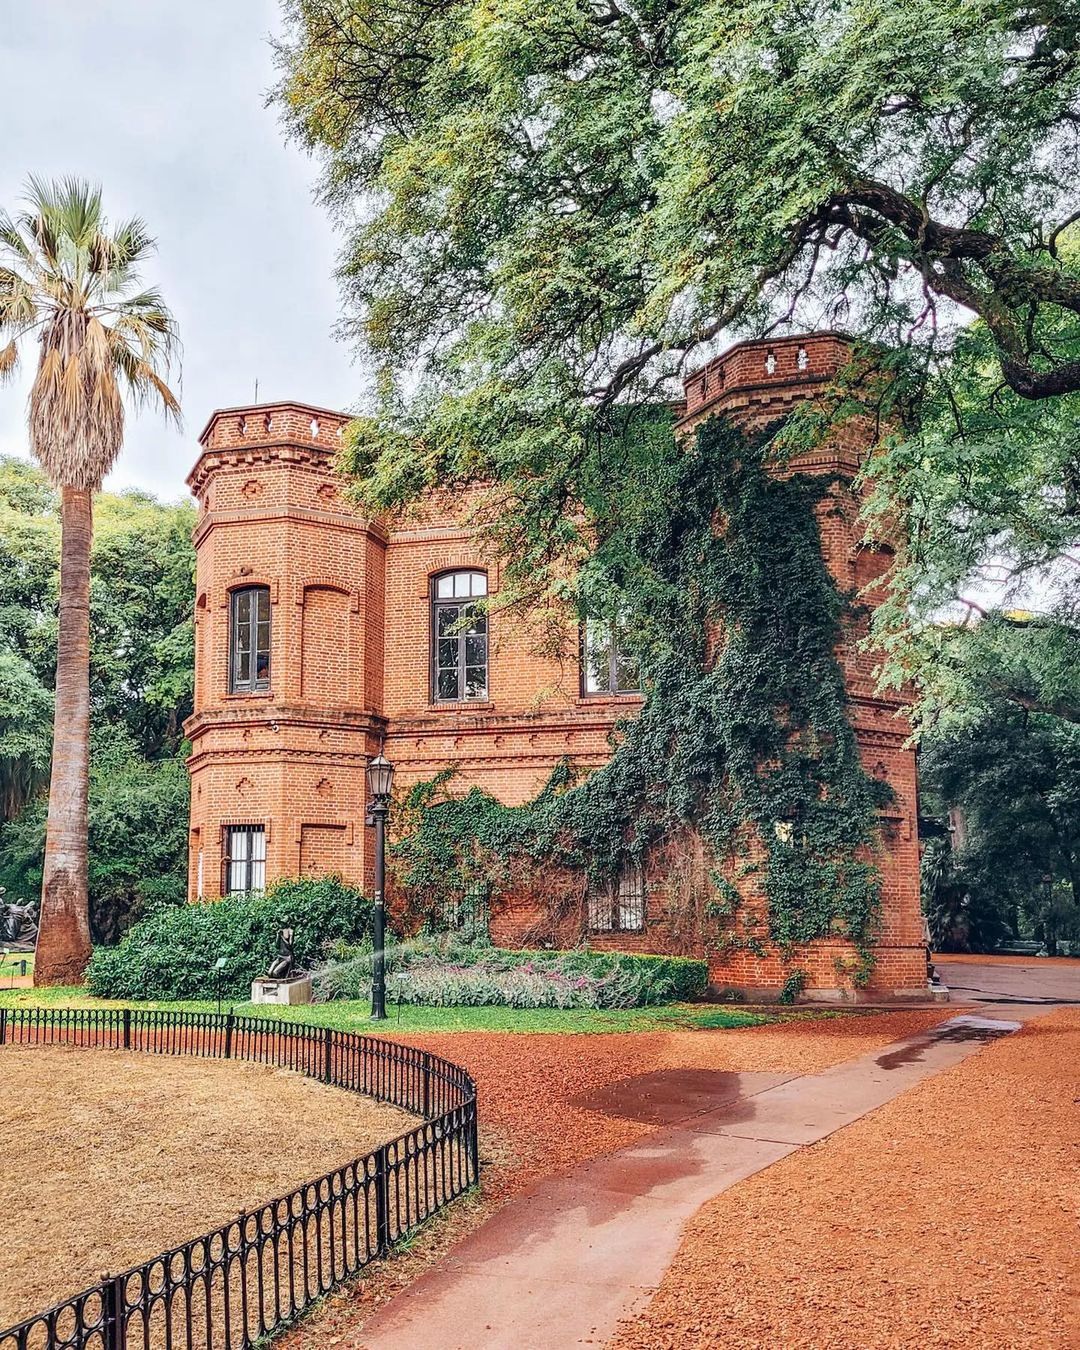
393 1010 955 1197
612 1007 1079 1350
282 1009 953 1346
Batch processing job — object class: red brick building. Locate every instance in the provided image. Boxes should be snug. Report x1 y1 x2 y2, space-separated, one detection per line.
184 333 927 1000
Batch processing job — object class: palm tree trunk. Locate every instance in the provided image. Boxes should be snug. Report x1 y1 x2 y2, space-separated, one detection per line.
35 487 93 984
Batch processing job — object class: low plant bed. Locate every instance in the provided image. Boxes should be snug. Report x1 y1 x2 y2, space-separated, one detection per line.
313 938 709 1010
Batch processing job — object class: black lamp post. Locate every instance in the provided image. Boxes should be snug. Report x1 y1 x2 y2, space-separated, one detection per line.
367 752 395 1021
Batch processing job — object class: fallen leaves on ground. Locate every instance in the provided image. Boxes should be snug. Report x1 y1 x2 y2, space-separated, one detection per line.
281 1008 954 1346
611 1007 1079 1350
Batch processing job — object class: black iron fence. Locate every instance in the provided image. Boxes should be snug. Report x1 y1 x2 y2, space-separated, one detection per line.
0 1007 479 1350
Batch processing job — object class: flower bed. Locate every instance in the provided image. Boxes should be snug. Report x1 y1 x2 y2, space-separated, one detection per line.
313 939 708 1009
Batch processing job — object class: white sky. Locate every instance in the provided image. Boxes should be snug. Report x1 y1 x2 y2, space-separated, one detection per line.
0 1 359 501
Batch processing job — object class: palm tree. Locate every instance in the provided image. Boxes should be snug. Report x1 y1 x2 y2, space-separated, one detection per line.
0 178 180 985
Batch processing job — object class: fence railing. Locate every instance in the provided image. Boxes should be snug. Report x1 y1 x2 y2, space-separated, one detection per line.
0 1007 479 1350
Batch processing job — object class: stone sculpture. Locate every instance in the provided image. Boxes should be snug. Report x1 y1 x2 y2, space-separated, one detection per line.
0 890 38 945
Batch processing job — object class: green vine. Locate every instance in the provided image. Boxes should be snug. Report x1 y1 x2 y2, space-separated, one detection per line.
391 415 891 974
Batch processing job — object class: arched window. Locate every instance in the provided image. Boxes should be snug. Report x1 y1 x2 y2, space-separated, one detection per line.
431 570 488 702
229 585 271 693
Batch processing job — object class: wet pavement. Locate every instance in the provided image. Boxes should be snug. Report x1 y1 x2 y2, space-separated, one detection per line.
355 1008 1044 1350
935 957 1080 1005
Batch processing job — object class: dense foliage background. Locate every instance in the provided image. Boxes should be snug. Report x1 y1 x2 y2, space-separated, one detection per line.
920 705 1080 953
0 456 195 941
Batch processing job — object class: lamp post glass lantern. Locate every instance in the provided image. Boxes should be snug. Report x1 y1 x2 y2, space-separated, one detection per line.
367 754 395 1020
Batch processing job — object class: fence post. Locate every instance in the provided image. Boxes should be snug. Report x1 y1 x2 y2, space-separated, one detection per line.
122 1008 131 1051
0 1008 6 1046
323 1026 333 1083
469 1103 480 1185
422 1054 431 1119
102 1273 125 1350
374 1144 391 1256
224 1011 234 1060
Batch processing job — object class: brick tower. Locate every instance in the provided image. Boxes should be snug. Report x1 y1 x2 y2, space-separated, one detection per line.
185 403 386 899
677 333 924 996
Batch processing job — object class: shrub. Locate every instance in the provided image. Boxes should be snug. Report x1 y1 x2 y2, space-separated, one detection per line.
312 938 707 1009
86 877 371 1000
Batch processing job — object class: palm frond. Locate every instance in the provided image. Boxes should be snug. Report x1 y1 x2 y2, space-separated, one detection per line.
106 216 156 270
0 339 18 382
0 271 39 333
0 176 182 488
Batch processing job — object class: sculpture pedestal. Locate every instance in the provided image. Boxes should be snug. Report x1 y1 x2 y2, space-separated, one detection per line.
250 975 313 1005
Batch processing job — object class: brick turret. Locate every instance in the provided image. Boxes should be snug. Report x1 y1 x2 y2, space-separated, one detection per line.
185 402 386 898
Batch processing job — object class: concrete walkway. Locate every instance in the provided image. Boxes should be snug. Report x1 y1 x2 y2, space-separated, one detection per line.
356 1009 1041 1349
934 956 1080 1004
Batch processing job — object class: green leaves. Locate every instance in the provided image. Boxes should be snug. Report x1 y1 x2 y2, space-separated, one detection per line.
278 0 1080 522
391 416 885 966
86 878 372 1001
921 708 1080 953
0 457 196 938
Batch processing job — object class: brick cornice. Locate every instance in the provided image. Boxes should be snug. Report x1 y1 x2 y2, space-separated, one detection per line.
191 504 389 547
186 440 337 495
386 706 637 740
184 703 387 740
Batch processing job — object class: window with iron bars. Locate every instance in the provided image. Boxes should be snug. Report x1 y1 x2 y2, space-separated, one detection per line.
444 880 491 941
224 824 266 894
587 865 646 933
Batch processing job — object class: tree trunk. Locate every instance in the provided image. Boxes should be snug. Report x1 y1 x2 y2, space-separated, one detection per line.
34 487 94 985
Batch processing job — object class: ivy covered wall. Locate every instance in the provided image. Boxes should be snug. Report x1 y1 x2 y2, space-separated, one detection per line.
390 413 896 989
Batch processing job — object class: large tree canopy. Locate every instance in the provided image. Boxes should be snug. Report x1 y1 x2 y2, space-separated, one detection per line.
277 0 1079 472
277 0 1080 723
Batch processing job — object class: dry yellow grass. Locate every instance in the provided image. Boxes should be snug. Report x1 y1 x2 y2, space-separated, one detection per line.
0 1045 416 1329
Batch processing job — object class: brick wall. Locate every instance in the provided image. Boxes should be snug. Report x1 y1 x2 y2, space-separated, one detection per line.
184 335 927 1000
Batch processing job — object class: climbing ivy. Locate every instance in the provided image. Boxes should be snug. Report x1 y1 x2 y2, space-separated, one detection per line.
392 415 891 975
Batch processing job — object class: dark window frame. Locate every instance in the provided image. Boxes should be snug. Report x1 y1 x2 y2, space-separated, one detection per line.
229 585 271 694
444 879 491 940
587 865 647 933
580 618 640 697
430 570 489 703
223 823 267 895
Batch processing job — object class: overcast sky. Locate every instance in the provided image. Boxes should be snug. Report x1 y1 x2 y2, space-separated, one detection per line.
0 1 359 501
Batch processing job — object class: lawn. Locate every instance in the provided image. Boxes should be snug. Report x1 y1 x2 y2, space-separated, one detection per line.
0 951 32 983
0 983 782 1033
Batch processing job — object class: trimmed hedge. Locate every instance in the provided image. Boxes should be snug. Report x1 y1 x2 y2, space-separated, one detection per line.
313 939 708 1009
86 878 370 1000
